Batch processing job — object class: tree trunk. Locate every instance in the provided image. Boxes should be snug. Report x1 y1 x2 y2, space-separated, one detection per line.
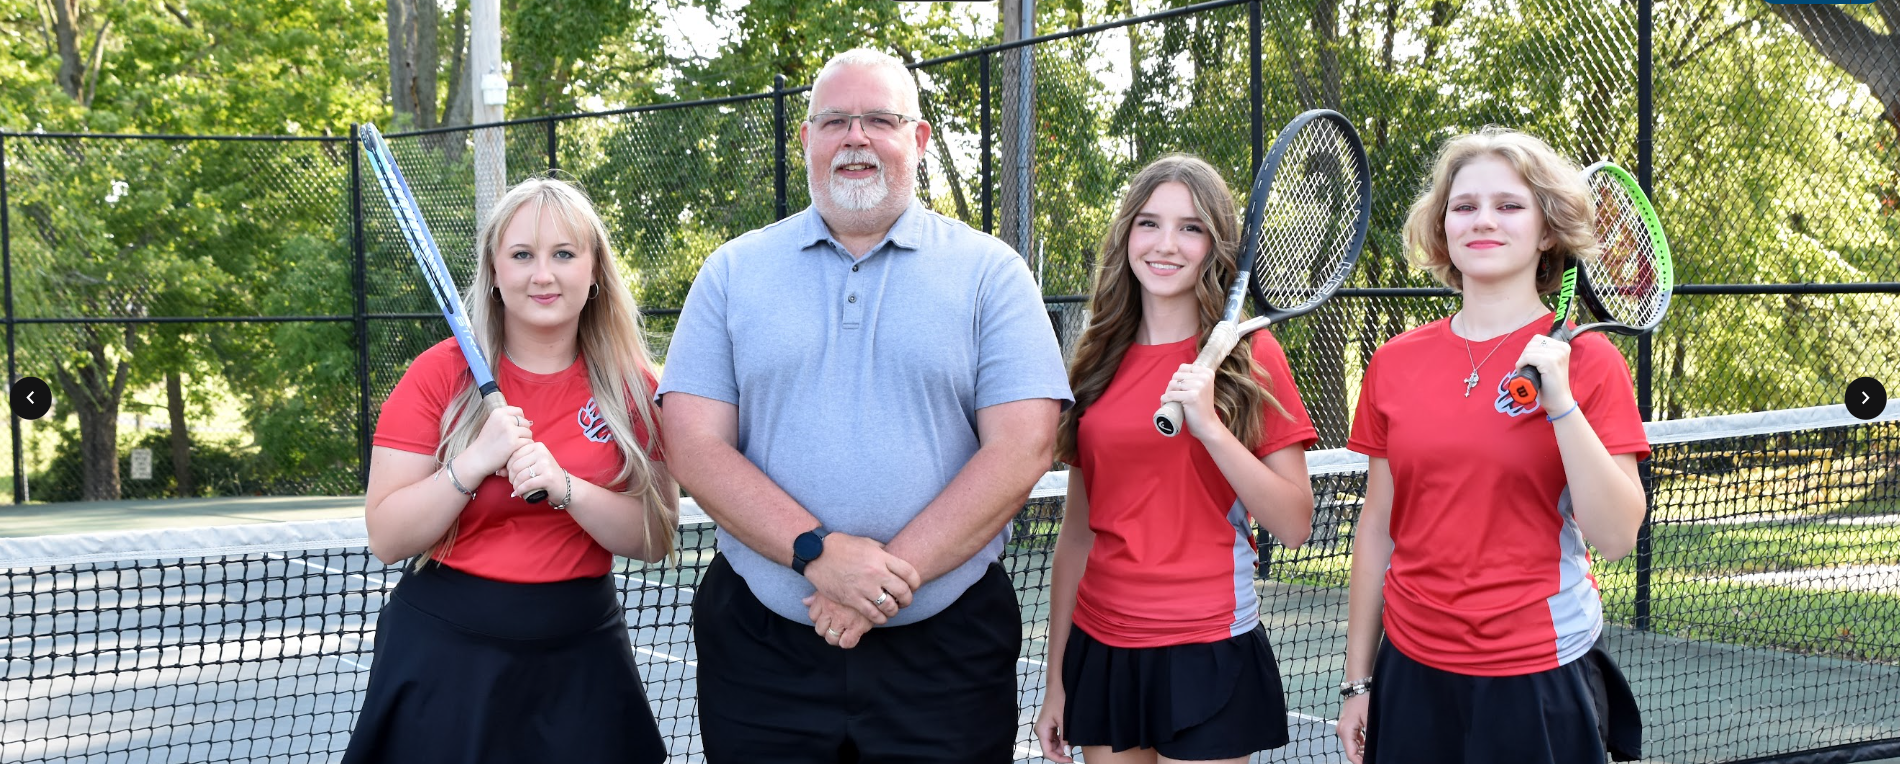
1771 3 1900 124
52 327 132 502
387 0 418 125
168 370 193 497
416 0 438 129
52 0 82 99
442 0 472 129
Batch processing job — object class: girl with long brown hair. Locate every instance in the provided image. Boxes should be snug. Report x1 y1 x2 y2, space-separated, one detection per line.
1034 154 1317 764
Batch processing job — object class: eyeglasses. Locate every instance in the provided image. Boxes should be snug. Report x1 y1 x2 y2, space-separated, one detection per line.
805 111 919 137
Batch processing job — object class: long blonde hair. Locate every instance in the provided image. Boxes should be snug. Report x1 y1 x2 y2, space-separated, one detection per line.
422 177 675 566
1056 154 1284 465
1401 126 1599 294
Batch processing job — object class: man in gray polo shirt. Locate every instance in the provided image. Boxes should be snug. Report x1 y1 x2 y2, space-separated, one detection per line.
658 48 1071 762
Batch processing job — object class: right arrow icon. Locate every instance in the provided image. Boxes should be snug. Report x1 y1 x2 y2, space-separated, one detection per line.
1845 377 1887 421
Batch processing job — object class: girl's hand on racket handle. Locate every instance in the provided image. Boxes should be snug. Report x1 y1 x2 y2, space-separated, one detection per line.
1034 682 1074 762
504 441 565 501
464 406 535 477
1159 363 1223 443
1511 334 1576 413
1337 692 1371 764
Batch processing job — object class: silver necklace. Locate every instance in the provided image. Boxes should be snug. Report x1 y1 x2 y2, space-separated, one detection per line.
1456 315 1511 398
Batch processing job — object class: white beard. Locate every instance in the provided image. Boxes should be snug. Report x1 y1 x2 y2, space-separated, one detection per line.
809 145 916 234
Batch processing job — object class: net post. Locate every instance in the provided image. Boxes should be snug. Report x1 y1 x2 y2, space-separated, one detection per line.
351 125 372 492
2 132 20 504
1633 0 1655 634
773 74 788 222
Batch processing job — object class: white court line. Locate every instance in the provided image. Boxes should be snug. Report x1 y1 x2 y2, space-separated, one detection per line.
635 646 696 666
1291 711 1339 727
270 553 391 589
1018 656 1045 668
615 573 695 596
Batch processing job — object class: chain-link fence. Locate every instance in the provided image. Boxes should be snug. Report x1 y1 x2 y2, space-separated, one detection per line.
3 0 1896 500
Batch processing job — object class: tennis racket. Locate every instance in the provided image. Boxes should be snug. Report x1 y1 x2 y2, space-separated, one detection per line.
1153 109 1371 436
1503 161 1674 408
360 123 547 504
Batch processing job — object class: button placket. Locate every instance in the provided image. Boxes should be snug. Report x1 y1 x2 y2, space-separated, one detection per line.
843 257 865 329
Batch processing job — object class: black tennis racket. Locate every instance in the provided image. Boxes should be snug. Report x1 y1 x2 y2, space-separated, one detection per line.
1502 161 1674 408
1154 109 1371 436
361 123 547 503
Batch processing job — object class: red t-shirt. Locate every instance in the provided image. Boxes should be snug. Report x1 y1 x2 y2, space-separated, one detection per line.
1072 332 1319 648
373 339 662 583
1347 315 1650 675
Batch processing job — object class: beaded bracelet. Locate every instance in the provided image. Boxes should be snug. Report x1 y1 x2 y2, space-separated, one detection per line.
550 469 575 511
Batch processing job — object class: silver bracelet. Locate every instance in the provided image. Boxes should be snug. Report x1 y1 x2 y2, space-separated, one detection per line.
443 458 478 497
550 469 575 510
1339 676 1374 698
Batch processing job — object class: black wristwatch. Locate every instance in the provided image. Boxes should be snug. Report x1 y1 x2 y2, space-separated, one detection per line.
791 524 829 576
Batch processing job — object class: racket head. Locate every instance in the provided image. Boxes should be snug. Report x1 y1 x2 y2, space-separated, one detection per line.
1241 109 1372 321
1575 162 1673 334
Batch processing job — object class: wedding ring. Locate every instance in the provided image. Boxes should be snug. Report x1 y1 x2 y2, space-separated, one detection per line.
827 628 841 637
872 591 889 606
529 468 539 479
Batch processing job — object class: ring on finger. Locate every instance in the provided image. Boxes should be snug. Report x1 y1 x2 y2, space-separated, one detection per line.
826 628 841 637
872 590 888 607
529 468 539 479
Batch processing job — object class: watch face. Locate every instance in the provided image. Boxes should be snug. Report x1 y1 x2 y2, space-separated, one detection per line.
794 532 824 561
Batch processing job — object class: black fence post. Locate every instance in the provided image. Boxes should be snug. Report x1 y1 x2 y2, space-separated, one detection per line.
982 52 994 235
774 74 788 222
1251 0 1263 176
351 126 372 491
1633 0 1656 633
546 119 559 173
2 132 19 505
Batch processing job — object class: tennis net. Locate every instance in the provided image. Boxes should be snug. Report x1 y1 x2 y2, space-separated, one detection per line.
5 405 1897 763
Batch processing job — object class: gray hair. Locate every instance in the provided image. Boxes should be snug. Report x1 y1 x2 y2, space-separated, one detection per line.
808 48 921 118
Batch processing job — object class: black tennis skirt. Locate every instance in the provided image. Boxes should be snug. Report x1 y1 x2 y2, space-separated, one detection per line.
341 563 667 764
1060 623 1291 760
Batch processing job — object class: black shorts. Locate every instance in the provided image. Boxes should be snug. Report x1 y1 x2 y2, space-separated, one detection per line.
342 564 667 764
1060 623 1291 760
1365 639 1636 764
693 553 1020 764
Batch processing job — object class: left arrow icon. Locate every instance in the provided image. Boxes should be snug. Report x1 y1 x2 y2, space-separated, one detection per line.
10 377 53 420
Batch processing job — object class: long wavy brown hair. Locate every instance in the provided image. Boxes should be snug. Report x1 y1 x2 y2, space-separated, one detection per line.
1056 154 1285 466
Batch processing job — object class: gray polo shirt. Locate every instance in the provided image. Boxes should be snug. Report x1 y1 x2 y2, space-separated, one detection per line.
657 199 1072 626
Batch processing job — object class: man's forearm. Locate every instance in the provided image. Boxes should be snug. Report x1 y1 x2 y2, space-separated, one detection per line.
669 433 817 566
885 405 1056 583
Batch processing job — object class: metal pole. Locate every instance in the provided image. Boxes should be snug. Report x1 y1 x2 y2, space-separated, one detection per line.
981 53 993 235
1014 0 1036 259
2 133 19 504
1250 0 1263 176
774 74 788 222
1633 0 1655 633
471 0 506 226
351 126 372 490
546 120 559 173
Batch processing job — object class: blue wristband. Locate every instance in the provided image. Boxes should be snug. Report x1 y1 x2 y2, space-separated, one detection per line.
1546 402 1580 422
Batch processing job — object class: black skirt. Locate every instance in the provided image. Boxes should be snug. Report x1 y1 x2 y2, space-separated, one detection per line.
341 564 667 764
1060 623 1291 760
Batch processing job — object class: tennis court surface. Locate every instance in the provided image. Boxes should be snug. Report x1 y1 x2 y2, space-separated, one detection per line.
6 405 1897 763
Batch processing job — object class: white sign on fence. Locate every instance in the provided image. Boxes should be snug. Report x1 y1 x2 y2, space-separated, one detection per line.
130 448 153 481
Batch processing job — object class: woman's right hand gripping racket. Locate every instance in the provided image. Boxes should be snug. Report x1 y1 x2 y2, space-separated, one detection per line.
1502 161 1675 408
1154 109 1371 436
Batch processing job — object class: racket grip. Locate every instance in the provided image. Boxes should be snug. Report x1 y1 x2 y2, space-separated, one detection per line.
1504 366 1542 407
1154 401 1187 437
485 389 549 503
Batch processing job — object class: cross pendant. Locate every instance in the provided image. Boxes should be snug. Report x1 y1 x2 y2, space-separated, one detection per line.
1464 371 1480 398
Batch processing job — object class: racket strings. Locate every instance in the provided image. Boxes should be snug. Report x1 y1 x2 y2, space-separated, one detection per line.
1249 122 1364 314
1585 174 1666 327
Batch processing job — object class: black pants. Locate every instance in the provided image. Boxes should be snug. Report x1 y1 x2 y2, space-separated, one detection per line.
693 553 1020 763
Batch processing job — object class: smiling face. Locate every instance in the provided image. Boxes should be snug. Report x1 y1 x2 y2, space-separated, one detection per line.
799 63 929 234
1443 155 1555 288
492 201 596 334
1125 181 1213 306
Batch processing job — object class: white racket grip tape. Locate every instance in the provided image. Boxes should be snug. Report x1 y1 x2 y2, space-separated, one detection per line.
1152 321 1243 437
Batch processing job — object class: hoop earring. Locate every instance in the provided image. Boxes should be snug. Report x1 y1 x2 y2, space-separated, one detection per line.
491 287 503 302
588 284 599 301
